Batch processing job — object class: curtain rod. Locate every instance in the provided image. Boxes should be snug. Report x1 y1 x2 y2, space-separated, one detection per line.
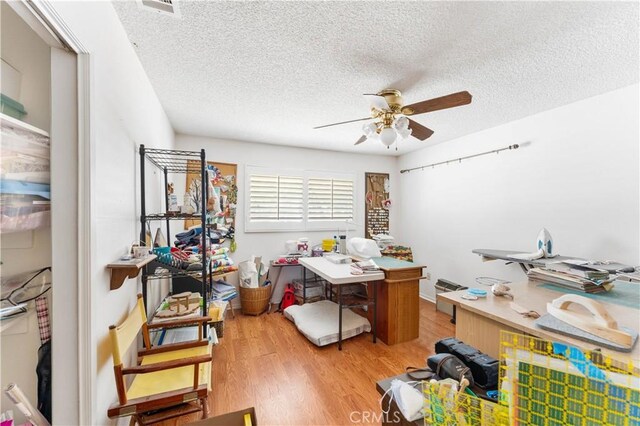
400 144 520 174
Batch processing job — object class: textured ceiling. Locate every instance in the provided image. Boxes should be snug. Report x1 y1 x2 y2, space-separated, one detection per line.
113 1 639 156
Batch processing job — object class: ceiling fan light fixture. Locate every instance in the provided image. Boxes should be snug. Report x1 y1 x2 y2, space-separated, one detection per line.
362 122 378 137
394 116 410 131
398 127 412 139
379 127 397 147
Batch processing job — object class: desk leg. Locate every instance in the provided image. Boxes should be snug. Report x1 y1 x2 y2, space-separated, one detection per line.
303 267 307 304
338 284 343 351
268 267 281 314
372 280 377 344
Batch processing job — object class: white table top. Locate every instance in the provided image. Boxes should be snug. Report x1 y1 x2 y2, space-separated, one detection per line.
298 257 385 285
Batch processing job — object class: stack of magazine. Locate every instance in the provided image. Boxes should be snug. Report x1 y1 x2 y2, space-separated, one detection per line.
527 262 615 293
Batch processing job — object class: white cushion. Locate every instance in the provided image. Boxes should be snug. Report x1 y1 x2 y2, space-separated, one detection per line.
284 300 371 346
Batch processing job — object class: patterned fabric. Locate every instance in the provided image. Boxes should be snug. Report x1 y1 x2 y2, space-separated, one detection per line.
35 297 50 344
381 245 414 262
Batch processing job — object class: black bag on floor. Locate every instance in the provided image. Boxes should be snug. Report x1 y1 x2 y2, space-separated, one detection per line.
36 340 52 422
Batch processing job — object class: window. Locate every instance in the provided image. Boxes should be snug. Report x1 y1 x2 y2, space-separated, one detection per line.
308 178 354 221
245 166 356 232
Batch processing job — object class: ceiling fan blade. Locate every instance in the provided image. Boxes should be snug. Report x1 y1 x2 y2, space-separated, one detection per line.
402 91 472 116
354 135 367 145
363 94 389 111
408 119 435 141
313 117 371 129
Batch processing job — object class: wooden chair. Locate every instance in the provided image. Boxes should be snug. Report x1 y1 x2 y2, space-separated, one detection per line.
107 294 212 425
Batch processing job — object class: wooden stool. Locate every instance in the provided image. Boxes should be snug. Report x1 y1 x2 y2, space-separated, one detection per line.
170 292 192 313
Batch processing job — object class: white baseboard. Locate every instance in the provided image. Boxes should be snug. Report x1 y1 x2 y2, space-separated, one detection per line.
419 293 436 304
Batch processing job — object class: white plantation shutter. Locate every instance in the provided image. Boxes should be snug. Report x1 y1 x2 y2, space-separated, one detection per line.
332 178 354 220
277 176 304 220
249 174 303 221
308 177 354 221
246 165 355 232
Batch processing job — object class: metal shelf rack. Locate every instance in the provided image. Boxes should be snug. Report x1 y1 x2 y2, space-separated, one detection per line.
139 145 209 335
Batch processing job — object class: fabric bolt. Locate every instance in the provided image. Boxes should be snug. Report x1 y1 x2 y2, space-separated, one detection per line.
35 296 50 344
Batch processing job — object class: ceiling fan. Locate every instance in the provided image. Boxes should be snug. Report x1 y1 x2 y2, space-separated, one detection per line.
314 90 472 148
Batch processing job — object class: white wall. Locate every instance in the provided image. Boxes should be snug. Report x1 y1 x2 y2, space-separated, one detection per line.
175 135 397 303
397 84 640 301
46 2 175 424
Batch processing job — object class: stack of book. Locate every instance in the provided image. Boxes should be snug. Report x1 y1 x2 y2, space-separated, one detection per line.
527 263 614 293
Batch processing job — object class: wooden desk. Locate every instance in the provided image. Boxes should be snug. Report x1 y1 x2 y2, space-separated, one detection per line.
371 257 425 345
437 281 640 363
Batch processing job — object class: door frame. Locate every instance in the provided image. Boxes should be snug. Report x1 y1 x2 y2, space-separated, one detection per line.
13 1 93 424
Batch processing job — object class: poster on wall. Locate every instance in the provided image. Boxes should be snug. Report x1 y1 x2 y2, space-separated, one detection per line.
364 172 390 239
184 159 237 236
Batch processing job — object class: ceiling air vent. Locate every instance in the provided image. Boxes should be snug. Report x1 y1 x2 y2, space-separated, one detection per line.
139 0 181 17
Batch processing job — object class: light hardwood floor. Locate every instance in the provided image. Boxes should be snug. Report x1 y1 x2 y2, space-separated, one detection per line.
161 299 454 425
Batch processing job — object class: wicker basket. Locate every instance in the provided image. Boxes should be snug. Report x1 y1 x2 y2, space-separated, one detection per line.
210 320 224 338
239 283 272 316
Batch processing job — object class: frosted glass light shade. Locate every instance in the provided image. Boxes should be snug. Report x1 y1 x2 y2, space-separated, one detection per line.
394 116 410 130
398 127 412 139
379 127 397 146
362 122 378 137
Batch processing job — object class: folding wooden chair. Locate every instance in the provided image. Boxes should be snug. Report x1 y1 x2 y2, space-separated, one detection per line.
107 294 212 425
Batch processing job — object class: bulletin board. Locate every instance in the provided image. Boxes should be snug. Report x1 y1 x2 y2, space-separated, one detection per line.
364 172 390 239
184 160 237 230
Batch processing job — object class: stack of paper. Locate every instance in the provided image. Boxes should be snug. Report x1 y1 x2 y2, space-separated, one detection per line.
527 266 614 293
350 259 381 275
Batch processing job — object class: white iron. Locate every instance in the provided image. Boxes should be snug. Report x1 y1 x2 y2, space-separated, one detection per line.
536 228 555 258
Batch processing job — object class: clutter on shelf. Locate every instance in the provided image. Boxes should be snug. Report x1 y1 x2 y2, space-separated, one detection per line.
1 113 50 234
155 292 201 318
0 267 52 326
149 293 203 325
151 226 238 278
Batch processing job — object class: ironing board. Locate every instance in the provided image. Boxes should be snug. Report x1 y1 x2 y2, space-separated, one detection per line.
472 249 633 274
